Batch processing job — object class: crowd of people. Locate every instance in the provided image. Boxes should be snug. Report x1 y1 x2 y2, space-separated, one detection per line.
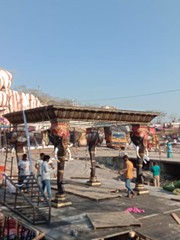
15 136 171 202
18 152 55 201
17 148 163 201
15 142 76 201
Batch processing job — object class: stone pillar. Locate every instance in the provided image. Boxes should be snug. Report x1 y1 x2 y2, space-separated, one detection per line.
50 120 72 208
131 124 150 195
135 155 144 192
86 128 101 186
135 147 149 195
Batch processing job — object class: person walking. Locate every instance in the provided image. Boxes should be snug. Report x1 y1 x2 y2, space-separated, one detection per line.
35 152 45 188
120 155 136 198
41 155 55 201
151 161 160 187
166 141 173 158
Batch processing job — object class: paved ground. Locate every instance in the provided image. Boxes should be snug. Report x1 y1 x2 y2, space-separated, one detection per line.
37 158 180 240
1 145 180 239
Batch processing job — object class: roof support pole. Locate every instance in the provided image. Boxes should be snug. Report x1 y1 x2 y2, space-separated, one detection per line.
22 109 32 173
50 120 72 208
131 124 150 195
86 128 101 186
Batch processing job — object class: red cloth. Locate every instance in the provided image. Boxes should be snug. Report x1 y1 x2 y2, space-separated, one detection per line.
51 122 70 138
125 207 145 213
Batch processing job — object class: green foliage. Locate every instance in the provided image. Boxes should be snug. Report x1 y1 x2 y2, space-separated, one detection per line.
174 180 180 188
163 180 180 193
163 182 175 192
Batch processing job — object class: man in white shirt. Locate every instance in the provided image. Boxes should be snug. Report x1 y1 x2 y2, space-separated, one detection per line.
35 153 45 187
18 154 30 189
41 155 55 201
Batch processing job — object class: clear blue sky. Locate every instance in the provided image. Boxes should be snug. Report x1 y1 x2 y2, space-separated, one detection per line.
1 0 180 119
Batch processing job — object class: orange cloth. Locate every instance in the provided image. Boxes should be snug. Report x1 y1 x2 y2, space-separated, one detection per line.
125 160 134 179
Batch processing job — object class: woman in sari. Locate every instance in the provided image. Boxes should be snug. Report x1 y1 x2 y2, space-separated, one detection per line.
166 141 173 158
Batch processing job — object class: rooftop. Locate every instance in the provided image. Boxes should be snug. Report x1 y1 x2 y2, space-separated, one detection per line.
3 105 159 125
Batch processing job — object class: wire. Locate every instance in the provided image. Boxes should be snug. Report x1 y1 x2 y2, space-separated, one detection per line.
79 89 180 103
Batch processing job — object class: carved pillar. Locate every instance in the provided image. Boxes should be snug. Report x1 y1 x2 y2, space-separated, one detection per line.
89 147 97 182
50 120 72 208
135 151 144 192
86 128 101 186
57 158 65 194
132 124 149 195
135 143 149 195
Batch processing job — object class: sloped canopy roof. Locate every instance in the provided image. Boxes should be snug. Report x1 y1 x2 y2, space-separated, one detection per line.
3 105 159 125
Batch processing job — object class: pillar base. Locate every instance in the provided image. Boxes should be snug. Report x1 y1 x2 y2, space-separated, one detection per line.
135 183 144 191
136 189 150 195
51 193 72 208
86 180 101 186
134 184 149 195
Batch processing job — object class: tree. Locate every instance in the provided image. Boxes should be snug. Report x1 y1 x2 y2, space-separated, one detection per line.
151 111 166 124
168 113 178 123
13 85 75 106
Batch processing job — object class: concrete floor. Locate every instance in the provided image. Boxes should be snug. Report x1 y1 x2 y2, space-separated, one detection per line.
0 145 180 239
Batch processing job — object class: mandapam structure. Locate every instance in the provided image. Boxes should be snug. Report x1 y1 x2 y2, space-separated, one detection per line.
4 105 159 207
